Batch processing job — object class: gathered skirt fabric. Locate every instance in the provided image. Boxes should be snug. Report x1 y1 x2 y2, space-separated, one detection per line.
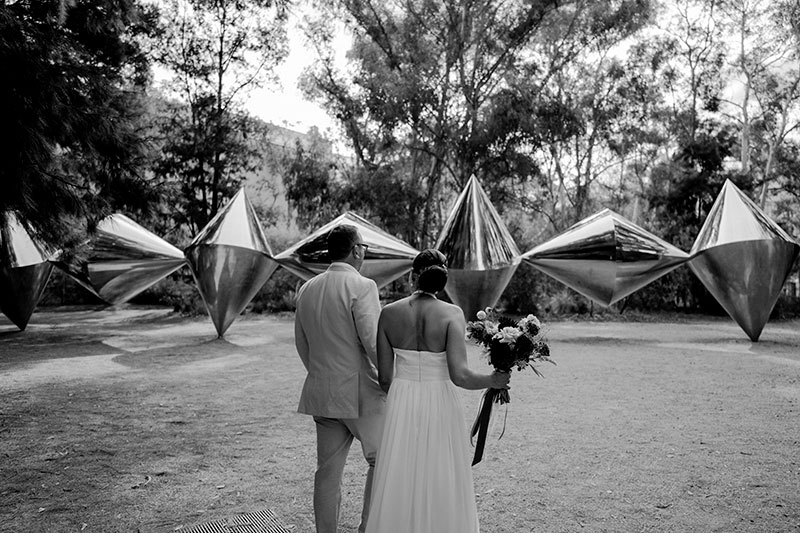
366 350 479 533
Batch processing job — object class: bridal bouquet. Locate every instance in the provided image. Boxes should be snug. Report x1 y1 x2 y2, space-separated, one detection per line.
466 307 554 465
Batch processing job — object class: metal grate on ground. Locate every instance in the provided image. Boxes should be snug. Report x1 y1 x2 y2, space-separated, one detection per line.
179 509 291 533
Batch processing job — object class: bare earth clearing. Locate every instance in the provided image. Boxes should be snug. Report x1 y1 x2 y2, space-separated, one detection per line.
1 306 799 533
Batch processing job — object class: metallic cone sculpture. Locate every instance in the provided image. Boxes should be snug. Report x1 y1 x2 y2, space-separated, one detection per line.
522 208 689 307
185 188 278 337
0 213 55 330
435 175 521 320
689 179 800 341
275 212 419 288
53 213 187 305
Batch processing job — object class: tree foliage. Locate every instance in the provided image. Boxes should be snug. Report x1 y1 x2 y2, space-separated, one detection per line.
295 0 655 247
149 0 288 235
1 0 159 246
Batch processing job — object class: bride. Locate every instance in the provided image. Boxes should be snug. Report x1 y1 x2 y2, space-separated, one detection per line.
365 249 510 533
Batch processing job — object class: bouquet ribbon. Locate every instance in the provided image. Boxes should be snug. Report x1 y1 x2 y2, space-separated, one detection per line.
470 387 503 466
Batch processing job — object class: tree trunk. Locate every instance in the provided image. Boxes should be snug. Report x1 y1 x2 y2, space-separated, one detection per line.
211 0 228 217
738 11 751 174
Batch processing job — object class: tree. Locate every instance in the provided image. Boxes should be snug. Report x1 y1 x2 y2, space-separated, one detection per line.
505 1 656 225
1 0 159 247
297 0 654 247
150 0 288 235
628 0 731 229
282 135 344 231
720 0 800 206
642 124 739 311
657 0 727 144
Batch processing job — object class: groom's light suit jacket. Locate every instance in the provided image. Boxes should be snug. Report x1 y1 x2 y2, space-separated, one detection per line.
294 262 385 419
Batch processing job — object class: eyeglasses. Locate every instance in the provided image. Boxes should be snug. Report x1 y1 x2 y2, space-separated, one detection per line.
353 242 369 251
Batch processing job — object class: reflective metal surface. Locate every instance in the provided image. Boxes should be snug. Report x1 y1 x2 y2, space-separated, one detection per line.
445 265 519 321
690 242 798 341
436 176 520 270
188 188 273 253
691 180 796 252
689 180 800 341
434 176 521 319
0 262 53 330
185 188 278 337
0 213 55 330
53 213 187 305
186 245 278 337
1 212 56 267
522 209 689 306
274 212 419 288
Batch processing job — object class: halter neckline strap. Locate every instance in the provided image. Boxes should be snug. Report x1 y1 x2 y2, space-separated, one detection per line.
413 290 437 298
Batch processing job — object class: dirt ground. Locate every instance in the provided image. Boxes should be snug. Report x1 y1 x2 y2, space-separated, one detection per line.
1 306 799 533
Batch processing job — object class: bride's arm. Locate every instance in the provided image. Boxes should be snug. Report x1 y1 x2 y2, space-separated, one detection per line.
376 311 395 393
445 308 509 391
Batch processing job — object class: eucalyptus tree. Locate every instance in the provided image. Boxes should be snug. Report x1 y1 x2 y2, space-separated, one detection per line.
505 1 656 225
657 0 728 143
552 0 730 227
719 0 800 206
1 0 158 247
150 0 288 234
636 0 735 241
296 0 653 246
631 1 741 311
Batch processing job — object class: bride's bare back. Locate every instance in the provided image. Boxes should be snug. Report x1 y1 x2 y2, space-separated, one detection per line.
376 293 509 393
379 293 463 352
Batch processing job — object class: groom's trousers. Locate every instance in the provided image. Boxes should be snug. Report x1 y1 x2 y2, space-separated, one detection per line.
313 414 384 533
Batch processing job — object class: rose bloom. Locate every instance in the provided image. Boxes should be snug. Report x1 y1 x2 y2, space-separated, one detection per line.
476 310 487 320
518 315 541 336
495 326 522 345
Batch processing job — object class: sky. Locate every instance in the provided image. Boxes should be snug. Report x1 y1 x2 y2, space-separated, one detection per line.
243 12 348 134
147 0 341 133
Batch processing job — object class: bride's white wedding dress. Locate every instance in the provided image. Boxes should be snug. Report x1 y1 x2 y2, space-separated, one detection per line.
365 348 479 533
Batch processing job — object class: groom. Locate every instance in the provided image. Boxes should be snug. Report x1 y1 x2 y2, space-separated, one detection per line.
294 224 386 533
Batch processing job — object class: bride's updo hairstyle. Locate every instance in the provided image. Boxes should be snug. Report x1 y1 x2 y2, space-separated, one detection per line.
413 249 448 293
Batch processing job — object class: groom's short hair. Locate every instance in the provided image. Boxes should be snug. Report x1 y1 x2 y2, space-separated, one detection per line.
328 224 359 261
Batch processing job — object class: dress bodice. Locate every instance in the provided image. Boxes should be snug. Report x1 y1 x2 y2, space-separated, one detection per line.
393 348 450 382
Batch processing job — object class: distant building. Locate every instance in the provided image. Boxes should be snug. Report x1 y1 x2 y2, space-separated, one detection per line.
262 123 334 156
242 121 349 237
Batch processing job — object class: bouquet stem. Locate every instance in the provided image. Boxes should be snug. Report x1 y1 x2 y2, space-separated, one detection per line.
470 388 506 466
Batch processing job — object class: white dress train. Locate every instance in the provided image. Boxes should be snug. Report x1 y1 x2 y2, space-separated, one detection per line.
365 349 479 533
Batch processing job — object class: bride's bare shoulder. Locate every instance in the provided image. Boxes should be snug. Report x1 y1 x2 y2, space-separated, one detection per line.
381 296 412 314
436 300 465 319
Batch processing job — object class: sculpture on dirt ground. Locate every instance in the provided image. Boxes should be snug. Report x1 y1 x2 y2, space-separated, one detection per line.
522 208 689 308
0 213 55 330
185 188 278 338
52 213 186 306
689 179 800 342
